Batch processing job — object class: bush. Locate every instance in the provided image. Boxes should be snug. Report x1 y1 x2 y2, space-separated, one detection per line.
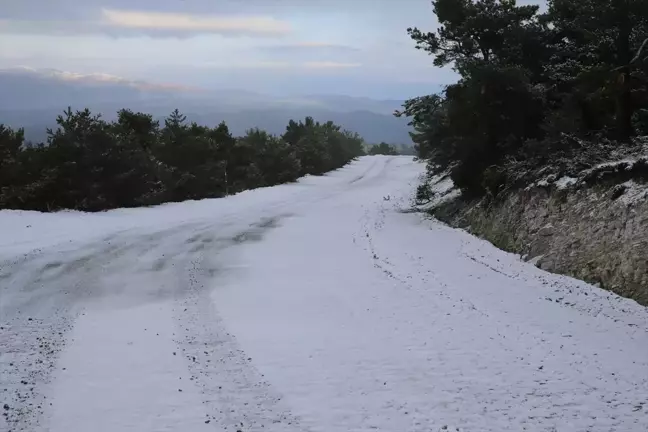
415 182 434 204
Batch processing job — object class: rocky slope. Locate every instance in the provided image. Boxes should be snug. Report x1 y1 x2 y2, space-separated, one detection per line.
424 152 648 306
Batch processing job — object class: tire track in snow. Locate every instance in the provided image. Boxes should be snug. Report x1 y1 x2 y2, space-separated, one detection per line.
2 222 211 432
362 198 648 431
456 238 648 333
2 214 313 432
0 156 409 432
173 278 307 431
171 217 311 431
357 194 489 319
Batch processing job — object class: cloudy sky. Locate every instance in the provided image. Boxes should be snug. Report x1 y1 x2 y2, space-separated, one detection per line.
0 0 542 99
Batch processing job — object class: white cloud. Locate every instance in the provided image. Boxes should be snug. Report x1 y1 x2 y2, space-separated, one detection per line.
0 7 293 38
255 41 361 57
196 61 362 71
0 0 462 98
100 8 292 36
2 66 200 92
292 42 354 48
198 61 292 69
302 61 362 69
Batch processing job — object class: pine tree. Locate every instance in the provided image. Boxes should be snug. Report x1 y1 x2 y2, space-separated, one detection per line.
546 0 648 140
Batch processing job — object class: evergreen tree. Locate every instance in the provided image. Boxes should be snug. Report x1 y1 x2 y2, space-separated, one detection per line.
397 0 648 197
546 0 648 140
0 108 369 211
368 142 399 155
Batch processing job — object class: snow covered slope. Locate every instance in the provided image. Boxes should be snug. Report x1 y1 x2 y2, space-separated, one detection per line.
1 156 647 432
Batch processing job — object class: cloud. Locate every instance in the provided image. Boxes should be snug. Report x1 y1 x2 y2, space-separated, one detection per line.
101 8 292 36
196 61 290 70
0 0 295 20
0 0 462 98
260 42 360 52
249 42 362 66
196 61 361 70
0 7 293 38
2 66 201 93
302 61 362 69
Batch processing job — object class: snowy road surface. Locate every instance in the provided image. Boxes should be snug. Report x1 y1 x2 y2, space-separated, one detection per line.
1 156 648 432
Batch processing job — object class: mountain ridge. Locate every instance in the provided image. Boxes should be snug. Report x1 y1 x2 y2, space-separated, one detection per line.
0 67 413 144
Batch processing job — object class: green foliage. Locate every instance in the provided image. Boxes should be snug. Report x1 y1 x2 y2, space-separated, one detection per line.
394 144 417 156
415 182 434 204
408 0 546 73
282 116 365 175
368 142 399 155
241 128 301 186
0 108 367 212
398 0 648 197
546 0 648 140
0 125 24 184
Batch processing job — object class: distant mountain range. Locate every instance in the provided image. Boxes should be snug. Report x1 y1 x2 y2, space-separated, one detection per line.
0 67 413 144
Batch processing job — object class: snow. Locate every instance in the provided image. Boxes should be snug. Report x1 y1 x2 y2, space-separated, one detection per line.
2 155 648 432
590 157 643 171
526 174 558 190
618 180 648 206
415 174 461 211
0 159 379 258
554 176 578 190
523 153 648 192
431 175 455 195
49 303 207 432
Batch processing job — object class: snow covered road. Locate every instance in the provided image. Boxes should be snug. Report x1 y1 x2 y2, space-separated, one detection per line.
1 156 648 432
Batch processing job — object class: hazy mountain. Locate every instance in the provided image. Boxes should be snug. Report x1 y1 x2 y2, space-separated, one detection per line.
0 67 413 144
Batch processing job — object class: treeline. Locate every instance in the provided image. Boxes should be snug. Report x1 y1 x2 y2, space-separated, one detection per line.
0 108 366 212
366 142 416 156
397 0 648 197
367 142 399 156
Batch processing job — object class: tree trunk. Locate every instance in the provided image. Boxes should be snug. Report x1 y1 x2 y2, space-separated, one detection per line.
615 0 634 141
617 68 634 141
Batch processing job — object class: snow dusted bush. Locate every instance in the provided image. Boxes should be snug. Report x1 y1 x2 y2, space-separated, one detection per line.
502 135 648 193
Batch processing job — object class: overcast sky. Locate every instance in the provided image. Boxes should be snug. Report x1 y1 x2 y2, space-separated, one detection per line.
0 0 544 99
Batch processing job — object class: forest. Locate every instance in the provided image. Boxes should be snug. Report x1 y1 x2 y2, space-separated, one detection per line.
0 109 367 211
397 0 648 198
